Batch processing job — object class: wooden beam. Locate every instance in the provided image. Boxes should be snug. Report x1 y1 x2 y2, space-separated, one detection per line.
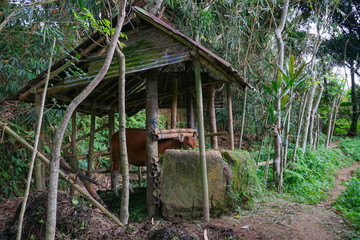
193 59 210 222
109 107 115 191
227 83 234 150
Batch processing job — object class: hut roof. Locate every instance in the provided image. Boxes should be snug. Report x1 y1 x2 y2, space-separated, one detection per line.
17 7 251 116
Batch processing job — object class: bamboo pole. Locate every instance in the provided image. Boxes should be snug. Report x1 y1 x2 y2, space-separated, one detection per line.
153 128 198 134
227 83 235 150
34 93 45 190
0 123 123 227
193 59 210 222
16 38 56 240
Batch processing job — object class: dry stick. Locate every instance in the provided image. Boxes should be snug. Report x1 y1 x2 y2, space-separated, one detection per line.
1 123 123 227
16 38 56 240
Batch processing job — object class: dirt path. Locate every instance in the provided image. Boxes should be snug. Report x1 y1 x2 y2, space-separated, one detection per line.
213 161 360 240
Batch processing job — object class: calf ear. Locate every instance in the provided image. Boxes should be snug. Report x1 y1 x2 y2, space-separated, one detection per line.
193 132 198 138
178 133 184 142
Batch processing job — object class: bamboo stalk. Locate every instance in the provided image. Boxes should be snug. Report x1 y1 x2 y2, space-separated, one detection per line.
193 59 210 222
153 128 197 134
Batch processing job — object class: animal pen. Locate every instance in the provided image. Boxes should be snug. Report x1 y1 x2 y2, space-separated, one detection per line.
4 7 252 222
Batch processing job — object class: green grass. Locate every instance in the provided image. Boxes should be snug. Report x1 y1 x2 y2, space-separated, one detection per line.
333 171 360 231
282 146 353 204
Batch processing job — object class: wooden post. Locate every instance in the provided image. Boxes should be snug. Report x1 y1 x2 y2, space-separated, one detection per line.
193 59 210 222
87 101 96 177
227 83 235 150
108 108 116 192
138 167 142 187
35 93 45 190
146 69 159 217
186 90 195 129
207 86 218 149
171 77 178 129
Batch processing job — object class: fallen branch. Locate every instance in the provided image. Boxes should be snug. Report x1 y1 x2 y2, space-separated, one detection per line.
0 122 123 227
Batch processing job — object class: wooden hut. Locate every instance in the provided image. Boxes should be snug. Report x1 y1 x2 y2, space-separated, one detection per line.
16 6 252 220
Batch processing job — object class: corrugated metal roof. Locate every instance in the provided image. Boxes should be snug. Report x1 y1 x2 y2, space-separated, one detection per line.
16 6 250 116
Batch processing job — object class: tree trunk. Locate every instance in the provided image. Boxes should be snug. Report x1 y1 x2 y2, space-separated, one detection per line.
116 46 129 224
45 2 127 238
273 0 289 191
349 62 358 136
238 87 247 149
326 98 336 148
292 91 307 162
309 84 324 148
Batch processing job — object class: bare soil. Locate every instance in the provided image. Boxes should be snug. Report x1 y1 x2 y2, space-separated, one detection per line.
0 162 359 240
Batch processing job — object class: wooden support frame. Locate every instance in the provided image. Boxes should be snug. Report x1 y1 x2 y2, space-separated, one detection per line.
193 59 210 222
226 83 235 150
87 101 96 177
186 89 195 129
146 69 160 217
207 86 218 149
171 76 178 129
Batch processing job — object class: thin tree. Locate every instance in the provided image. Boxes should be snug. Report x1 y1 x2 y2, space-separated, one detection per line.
273 0 289 191
16 38 56 240
45 2 127 239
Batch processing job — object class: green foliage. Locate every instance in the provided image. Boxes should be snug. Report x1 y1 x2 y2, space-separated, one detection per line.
333 174 360 230
0 140 29 200
339 137 360 161
282 146 353 204
221 150 264 206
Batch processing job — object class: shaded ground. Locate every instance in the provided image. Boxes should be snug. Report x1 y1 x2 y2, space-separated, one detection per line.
0 162 359 239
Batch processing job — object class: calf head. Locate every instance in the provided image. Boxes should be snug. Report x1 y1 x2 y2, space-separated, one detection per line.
179 132 198 149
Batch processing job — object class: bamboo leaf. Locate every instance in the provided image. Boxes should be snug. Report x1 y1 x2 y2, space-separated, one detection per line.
281 94 288 110
289 55 295 79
